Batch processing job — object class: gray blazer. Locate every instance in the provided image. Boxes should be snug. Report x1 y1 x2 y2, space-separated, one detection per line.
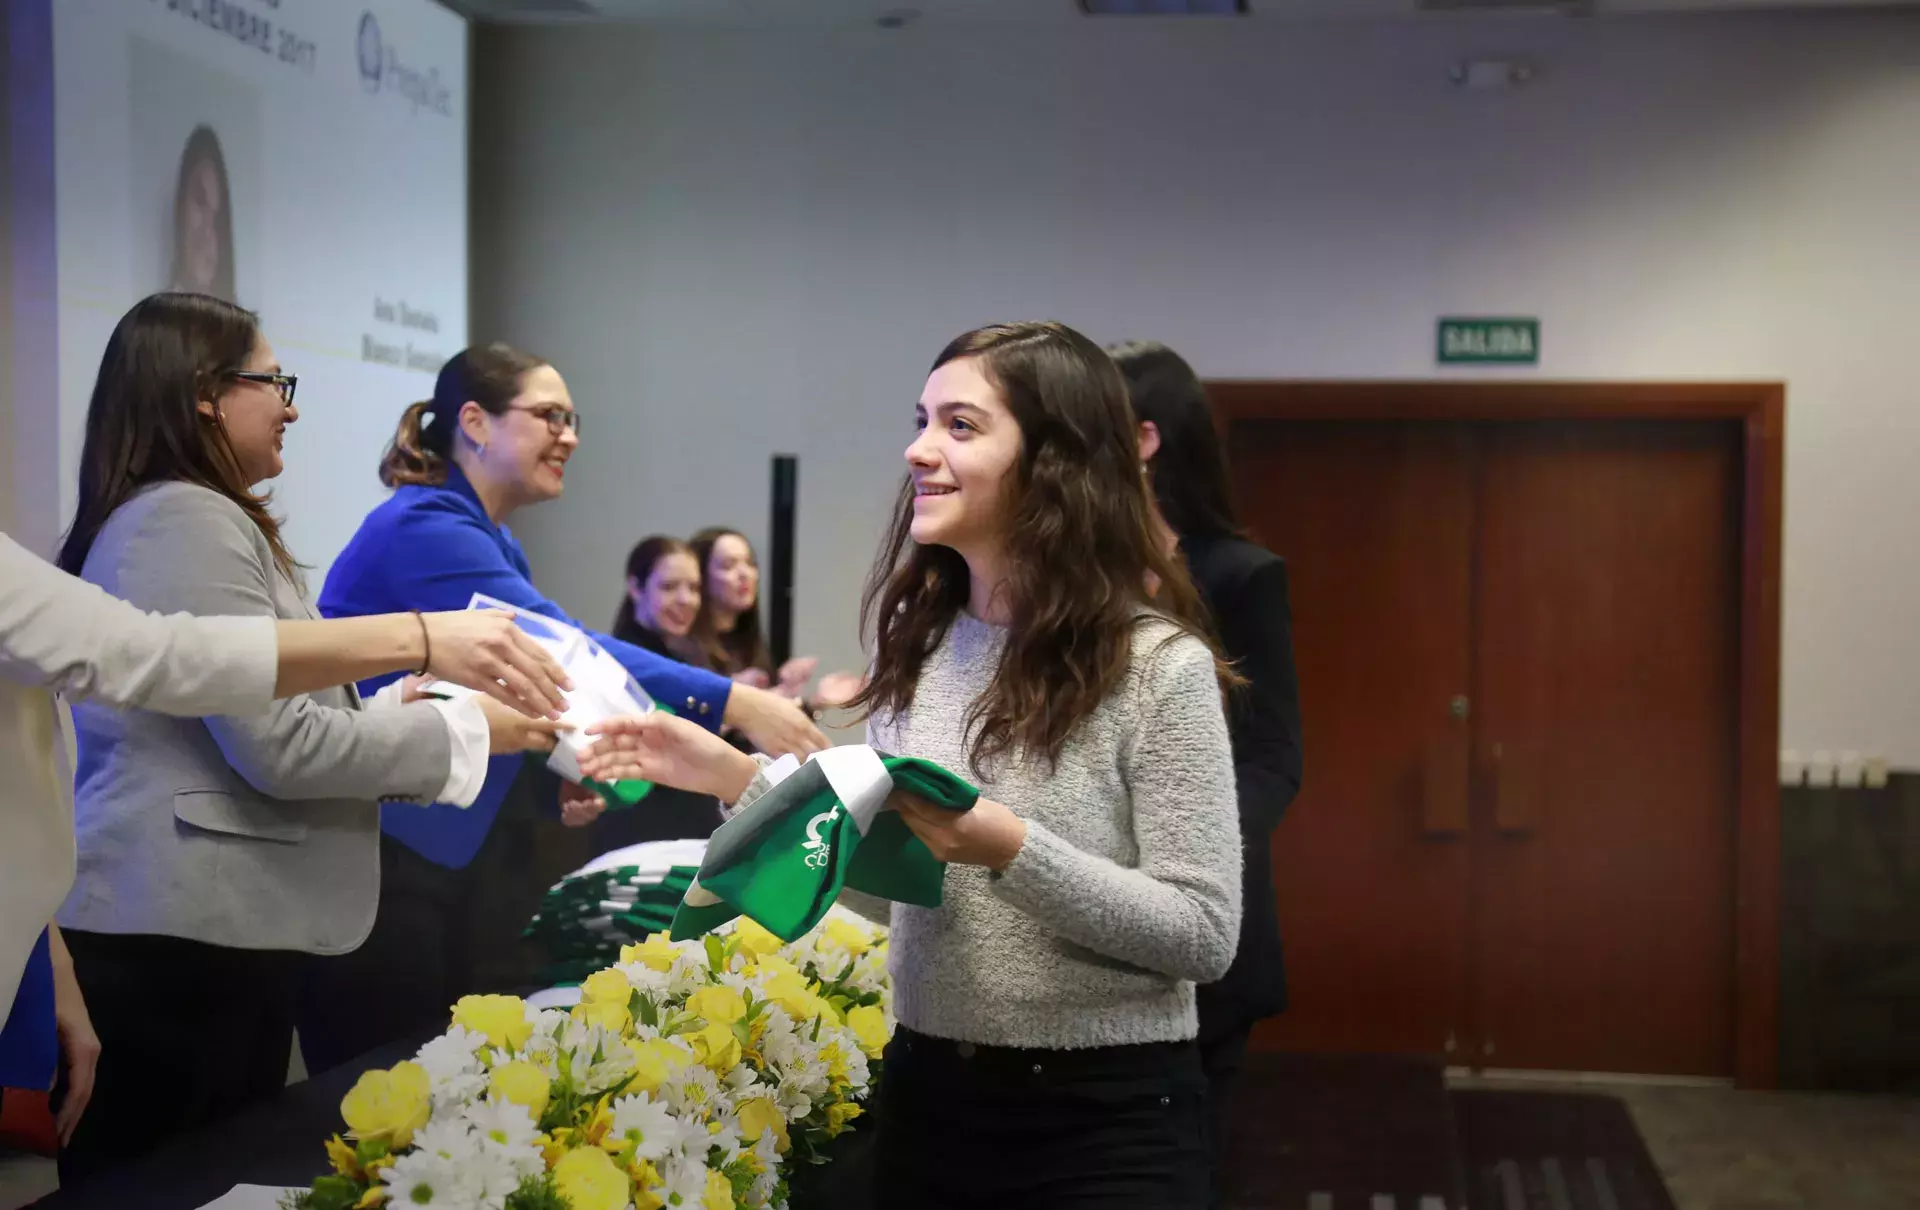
56 483 452 955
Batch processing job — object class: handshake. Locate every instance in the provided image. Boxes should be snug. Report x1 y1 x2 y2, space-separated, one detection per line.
420 597 826 817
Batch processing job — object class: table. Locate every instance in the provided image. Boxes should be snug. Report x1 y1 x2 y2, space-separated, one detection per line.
36 1035 876 1210
35 1036 424 1210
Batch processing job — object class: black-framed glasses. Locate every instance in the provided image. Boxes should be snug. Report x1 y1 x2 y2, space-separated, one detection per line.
227 371 298 407
506 403 580 438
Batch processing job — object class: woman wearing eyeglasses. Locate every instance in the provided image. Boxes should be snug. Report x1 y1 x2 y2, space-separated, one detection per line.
301 344 828 1076
48 293 570 1180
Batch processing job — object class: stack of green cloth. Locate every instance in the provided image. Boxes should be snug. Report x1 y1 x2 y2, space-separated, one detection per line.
523 838 710 985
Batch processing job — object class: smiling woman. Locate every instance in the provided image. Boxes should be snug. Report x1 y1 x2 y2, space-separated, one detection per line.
304 345 828 1077
48 293 566 1180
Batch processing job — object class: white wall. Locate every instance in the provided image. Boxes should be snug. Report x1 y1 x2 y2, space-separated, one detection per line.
472 11 1920 763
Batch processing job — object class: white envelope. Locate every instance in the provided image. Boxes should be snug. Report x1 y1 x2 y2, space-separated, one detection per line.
420 594 654 784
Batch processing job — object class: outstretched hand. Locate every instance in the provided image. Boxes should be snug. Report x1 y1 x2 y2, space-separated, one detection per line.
724 684 828 758
420 610 571 718
580 711 762 803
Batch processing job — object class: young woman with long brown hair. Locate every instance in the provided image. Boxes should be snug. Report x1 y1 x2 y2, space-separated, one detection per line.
685 526 864 711
1112 338 1304 1208
49 294 565 1179
587 321 1244 1208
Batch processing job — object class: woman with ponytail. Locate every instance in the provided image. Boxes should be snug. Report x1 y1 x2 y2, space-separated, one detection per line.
304 344 825 1072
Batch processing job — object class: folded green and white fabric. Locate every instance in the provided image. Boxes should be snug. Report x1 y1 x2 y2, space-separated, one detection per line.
525 839 709 984
670 745 978 943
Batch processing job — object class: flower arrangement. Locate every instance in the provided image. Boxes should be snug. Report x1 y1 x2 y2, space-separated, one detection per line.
284 909 891 1210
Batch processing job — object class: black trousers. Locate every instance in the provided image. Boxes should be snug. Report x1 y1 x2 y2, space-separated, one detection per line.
56 931 302 1185
874 1026 1210 1210
1197 1022 1254 1209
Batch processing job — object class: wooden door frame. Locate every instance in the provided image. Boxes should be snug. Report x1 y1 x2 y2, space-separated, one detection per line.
1208 380 1785 1090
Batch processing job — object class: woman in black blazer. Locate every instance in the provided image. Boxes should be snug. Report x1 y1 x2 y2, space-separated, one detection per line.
600 536 726 845
1112 341 1305 1209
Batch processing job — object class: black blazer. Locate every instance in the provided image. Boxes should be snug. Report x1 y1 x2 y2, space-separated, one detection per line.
1184 533 1304 1037
587 618 725 847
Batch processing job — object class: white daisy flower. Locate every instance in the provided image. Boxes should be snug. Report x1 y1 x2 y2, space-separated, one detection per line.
380 1148 484 1210
656 1156 715 1209
463 1099 541 1153
409 1116 479 1163
609 1093 703 1162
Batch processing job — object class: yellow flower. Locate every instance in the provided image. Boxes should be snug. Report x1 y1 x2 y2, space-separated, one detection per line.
623 1038 671 1095
580 968 633 1006
489 1059 552 1120
340 1062 431 1150
573 997 631 1035
324 1134 359 1178
731 918 784 960
688 1021 742 1072
826 1100 864 1135
353 1186 387 1210
554 1145 632 1210
620 932 681 972
820 1042 852 1084
701 1167 735 1210
686 984 747 1026
760 968 826 1022
736 1096 790 1155
846 1004 890 1059
822 917 873 956
451 994 533 1051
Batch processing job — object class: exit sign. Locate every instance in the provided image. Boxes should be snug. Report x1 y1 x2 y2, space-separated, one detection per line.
1438 318 1539 365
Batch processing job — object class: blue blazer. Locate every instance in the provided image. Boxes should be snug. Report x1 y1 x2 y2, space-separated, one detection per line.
319 466 732 868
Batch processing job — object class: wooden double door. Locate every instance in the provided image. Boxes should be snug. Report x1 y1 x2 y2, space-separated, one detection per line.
1237 416 1742 1077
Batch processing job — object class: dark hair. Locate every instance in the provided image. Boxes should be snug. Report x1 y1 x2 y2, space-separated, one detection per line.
380 343 548 487
611 534 697 646
58 292 297 578
851 321 1231 776
1107 340 1242 541
169 126 235 302
688 526 772 676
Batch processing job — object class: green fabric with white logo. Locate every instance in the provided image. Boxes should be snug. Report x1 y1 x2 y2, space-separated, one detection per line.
670 748 978 943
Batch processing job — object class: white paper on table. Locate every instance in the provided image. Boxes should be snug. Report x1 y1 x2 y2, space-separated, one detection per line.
527 985 584 1011
418 594 654 785
194 1186 303 1210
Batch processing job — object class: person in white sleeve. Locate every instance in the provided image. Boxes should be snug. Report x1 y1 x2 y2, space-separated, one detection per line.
0 527 572 1147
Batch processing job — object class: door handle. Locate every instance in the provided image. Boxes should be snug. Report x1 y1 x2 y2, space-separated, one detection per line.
1422 736 1469 838
1490 741 1536 836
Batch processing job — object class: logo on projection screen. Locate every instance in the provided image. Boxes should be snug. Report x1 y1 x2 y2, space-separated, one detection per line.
356 10 453 117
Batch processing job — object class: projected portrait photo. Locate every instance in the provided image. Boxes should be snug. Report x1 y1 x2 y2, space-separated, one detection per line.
129 35 259 306
167 125 235 300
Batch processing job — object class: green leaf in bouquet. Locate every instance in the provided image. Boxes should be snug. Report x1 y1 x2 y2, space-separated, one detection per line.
285 1174 363 1210
835 959 857 984
633 990 659 1028
703 933 727 972
352 1138 391 1166
731 1019 754 1049
503 1172 568 1210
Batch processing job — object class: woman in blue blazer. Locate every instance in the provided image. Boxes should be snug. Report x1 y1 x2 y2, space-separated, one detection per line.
304 343 824 1072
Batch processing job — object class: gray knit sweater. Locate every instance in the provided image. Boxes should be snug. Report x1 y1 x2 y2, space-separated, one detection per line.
777 611 1242 1050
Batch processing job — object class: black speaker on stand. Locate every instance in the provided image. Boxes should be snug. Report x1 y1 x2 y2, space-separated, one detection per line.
768 455 798 669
